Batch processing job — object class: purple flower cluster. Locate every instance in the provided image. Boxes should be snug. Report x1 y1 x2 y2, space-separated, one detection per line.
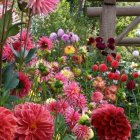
49 29 79 43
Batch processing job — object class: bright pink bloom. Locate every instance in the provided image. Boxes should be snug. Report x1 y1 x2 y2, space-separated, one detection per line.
0 107 17 140
91 104 131 140
27 0 59 15
91 91 103 102
11 72 31 98
55 72 68 84
3 44 15 62
38 36 53 50
65 107 81 130
67 93 87 109
47 99 69 115
63 81 81 96
72 124 90 140
14 103 54 140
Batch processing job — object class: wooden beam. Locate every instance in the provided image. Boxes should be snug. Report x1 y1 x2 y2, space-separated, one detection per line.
104 0 116 4
117 38 140 46
116 16 140 44
87 6 140 17
100 2 116 42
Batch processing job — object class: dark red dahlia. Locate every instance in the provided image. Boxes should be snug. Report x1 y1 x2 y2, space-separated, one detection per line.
126 80 136 90
108 44 115 50
11 72 31 98
96 43 106 50
96 37 103 43
91 104 131 140
108 38 115 44
87 37 95 45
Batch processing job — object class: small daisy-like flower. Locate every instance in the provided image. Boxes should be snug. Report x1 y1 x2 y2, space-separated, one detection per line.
38 36 53 51
64 45 76 55
14 103 54 140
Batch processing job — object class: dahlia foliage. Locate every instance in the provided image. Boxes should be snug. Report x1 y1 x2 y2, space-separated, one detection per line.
0 0 139 140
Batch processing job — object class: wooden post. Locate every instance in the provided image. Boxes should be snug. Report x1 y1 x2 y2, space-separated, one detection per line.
99 0 116 43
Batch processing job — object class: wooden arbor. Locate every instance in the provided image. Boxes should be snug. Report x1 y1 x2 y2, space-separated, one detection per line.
86 0 140 46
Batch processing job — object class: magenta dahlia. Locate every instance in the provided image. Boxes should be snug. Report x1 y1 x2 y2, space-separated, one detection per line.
65 107 81 130
0 107 17 140
11 72 31 98
27 0 59 15
38 36 53 51
91 104 131 140
14 103 54 140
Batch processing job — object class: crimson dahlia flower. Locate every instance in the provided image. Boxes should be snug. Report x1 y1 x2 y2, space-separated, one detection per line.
91 104 131 140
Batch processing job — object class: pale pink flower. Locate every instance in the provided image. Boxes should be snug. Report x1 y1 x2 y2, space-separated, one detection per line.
67 93 87 109
0 107 17 140
27 0 59 15
72 124 91 140
65 107 81 130
14 103 54 140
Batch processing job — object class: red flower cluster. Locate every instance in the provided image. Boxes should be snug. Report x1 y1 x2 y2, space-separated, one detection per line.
91 104 131 140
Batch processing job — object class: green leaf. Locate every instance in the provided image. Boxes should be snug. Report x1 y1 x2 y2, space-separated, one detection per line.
3 22 26 41
2 63 19 90
63 135 76 140
25 48 37 63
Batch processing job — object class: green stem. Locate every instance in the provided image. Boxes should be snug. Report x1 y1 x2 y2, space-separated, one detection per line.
0 0 8 94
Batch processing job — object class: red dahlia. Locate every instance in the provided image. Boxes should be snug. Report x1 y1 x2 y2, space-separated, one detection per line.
99 64 108 72
132 72 139 79
11 72 31 98
111 60 119 68
120 74 128 82
92 64 98 71
91 104 131 140
106 55 113 63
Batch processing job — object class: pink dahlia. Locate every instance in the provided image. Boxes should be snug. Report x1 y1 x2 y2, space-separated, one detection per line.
63 81 81 96
46 99 69 115
27 0 59 15
38 36 53 51
91 104 131 140
91 91 104 103
11 72 31 98
67 93 87 109
14 103 54 140
0 107 17 140
65 107 81 130
3 44 15 62
72 124 90 140
55 72 68 84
